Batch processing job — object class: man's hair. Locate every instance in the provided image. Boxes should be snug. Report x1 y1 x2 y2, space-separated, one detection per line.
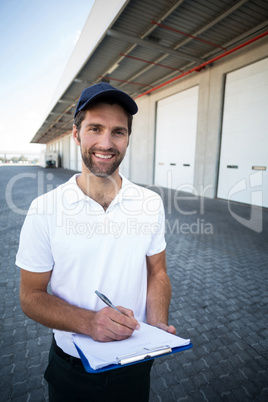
74 97 133 135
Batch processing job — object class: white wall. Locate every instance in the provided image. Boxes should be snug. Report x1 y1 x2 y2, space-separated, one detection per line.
61 134 71 169
129 96 153 183
69 135 77 170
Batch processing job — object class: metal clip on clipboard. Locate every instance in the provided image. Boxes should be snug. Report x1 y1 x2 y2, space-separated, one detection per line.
117 345 172 365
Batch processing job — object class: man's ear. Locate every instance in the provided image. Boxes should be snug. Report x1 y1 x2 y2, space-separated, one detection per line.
72 125 80 145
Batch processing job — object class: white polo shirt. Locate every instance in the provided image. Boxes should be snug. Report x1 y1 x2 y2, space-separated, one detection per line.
16 174 166 357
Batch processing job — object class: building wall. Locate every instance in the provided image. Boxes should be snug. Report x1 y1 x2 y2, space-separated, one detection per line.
48 134 72 170
46 36 268 199
130 36 268 198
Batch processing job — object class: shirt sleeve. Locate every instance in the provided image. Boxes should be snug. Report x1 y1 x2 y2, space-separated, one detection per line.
16 199 54 272
146 197 166 256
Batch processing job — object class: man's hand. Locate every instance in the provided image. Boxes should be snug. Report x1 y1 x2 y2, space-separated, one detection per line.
89 306 140 342
155 322 176 335
20 270 140 341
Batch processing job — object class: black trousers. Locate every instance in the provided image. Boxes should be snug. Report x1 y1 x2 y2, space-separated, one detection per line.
44 340 153 402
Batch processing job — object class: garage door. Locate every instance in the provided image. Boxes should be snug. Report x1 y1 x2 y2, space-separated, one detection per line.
217 58 268 208
154 86 199 192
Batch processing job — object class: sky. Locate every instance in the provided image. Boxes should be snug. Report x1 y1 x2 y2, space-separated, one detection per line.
0 0 95 156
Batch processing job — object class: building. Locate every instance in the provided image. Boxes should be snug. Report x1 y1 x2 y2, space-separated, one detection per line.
31 0 268 207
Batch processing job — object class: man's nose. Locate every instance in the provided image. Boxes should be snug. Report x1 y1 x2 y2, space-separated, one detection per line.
98 131 113 149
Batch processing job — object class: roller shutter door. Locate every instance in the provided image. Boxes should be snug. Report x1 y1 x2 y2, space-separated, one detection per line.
217 58 268 208
154 86 199 192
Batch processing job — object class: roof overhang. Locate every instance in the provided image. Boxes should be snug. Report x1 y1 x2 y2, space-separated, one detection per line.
31 0 268 144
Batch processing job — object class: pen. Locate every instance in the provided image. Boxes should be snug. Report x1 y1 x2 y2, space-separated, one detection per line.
95 290 122 314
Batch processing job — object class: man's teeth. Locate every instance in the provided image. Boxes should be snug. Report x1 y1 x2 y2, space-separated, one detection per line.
94 153 113 159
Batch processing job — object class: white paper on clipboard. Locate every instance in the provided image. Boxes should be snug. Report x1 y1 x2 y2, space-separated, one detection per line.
73 322 190 370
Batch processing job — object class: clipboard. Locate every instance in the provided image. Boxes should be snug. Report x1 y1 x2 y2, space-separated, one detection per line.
74 341 193 373
72 322 192 373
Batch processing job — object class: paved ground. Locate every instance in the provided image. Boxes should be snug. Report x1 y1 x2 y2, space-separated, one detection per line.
0 165 267 401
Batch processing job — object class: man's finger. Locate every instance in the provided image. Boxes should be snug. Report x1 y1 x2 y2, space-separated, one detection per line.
116 306 141 330
109 308 140 331
156 322 176 335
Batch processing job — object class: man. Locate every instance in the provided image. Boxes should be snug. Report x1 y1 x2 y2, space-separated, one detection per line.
16 83 175 402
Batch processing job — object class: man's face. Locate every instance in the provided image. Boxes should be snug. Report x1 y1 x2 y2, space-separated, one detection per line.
74 103 129 177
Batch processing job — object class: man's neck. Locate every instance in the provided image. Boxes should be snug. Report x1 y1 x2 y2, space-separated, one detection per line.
76 169 122 211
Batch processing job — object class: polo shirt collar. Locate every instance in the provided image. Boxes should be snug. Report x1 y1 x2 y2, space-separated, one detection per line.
63 173 136 207
63 174 88 205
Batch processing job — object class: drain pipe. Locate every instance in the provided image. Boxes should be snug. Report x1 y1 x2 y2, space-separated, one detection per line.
134 31 268 99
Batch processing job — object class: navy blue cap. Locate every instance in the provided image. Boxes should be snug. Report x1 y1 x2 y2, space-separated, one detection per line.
74 83 138 118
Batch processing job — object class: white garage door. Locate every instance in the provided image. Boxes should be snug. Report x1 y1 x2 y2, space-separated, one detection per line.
154 86 199 192
217 58 268 208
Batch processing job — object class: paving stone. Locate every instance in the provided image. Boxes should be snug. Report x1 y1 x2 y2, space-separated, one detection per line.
12 359 28 373
1 353 14 366
28 388 47 401
179 377 196 394
28 374 44 391
220 392 238 401
11 379 28 398
251 371 268 391
171 383 189 400
199 384 222 401
0 388 11 402
259 396 268 402
192 373 208 389
232 380 259 400
1 166 268 402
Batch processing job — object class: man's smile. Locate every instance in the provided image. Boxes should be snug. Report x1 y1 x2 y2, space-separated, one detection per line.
93 153 114 160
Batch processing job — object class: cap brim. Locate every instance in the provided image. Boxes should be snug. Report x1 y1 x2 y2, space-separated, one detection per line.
76 88 138 117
